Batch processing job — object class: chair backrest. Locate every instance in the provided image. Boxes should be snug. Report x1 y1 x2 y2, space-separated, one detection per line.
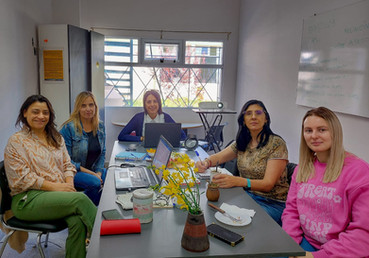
0 161 13 214
206 124 225 147
286 162 297 185
221 140 239 176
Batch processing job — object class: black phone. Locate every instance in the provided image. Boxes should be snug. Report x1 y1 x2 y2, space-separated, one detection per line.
207 223 244 247
102 209 123 220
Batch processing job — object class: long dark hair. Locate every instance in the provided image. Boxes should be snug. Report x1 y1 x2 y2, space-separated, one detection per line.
143 90 163 114
236 99 275 151
16 95 61 148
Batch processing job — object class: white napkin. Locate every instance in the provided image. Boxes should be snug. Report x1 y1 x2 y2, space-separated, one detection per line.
116 192 133 210
220 202 256 218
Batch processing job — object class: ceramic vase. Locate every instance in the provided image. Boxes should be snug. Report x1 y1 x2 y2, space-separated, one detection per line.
181 212 209 252
206 184 220 202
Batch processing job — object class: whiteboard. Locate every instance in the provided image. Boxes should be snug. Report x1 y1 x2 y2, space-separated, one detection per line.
296 0 369 118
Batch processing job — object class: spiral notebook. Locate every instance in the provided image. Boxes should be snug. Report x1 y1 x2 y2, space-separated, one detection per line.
114 136 173 191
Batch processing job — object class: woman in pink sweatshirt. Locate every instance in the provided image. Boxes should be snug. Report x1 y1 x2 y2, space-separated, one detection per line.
282 107 369 258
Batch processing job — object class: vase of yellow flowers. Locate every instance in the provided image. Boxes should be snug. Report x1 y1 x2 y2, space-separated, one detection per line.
154 153 209 252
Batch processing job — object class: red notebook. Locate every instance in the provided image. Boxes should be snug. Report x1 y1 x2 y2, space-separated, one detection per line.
100 219 141 235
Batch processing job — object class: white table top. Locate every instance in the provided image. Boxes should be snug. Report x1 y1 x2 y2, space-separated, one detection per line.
112 121 203 129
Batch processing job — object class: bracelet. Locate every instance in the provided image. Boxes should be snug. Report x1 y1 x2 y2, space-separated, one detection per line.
205 158 212 168
246 178 251 190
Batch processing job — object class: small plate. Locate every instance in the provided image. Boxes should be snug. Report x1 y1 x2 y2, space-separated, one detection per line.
215 211 251 226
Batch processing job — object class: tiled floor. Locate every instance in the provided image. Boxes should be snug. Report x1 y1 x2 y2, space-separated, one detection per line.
0 229 67 258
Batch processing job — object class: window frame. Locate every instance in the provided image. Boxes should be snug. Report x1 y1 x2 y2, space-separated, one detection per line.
140 39 183 64
104 37 225 108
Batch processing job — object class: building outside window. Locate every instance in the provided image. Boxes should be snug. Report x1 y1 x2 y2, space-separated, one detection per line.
104 38 224 108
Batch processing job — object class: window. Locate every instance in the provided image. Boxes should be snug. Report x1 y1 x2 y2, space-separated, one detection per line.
142 40 181 63
104 38 224 107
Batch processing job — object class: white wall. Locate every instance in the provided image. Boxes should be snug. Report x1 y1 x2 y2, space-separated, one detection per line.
0 0 52 158
51 0 80 27
77 0 241 159
38 24 70 127
237 0 369 163
2 0 368 165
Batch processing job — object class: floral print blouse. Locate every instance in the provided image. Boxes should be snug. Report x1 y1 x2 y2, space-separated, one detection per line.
4 129 76 196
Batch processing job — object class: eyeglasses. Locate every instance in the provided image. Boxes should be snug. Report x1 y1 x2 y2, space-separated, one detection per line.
242 110 265 117
153 193 172 207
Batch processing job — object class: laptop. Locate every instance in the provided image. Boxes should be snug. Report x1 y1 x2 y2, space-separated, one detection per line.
144 123 181 148
115 135 173 191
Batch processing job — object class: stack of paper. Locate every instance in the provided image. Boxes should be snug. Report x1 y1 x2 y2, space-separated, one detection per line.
197 167 232 180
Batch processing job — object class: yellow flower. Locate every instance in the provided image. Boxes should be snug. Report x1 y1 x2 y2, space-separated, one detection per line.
188 182 195 188
163 169 170 178
153 152 202 214
162 187 173 196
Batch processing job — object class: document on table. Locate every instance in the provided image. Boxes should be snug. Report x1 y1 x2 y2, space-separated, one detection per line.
197 167 232 180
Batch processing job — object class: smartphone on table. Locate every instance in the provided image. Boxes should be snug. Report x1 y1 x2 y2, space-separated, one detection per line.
102 209 123 220
207 223 244 246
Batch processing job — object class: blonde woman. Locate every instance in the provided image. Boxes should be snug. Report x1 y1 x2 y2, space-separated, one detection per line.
282 107 369 257
60 91 106 205
4 95 96 258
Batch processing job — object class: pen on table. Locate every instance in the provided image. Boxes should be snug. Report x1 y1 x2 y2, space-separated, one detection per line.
195 151 202 164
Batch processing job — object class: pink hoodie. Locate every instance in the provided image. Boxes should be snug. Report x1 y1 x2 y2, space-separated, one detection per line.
282 155 369 257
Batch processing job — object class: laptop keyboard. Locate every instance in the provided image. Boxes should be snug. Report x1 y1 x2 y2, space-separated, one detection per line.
129 167 150 187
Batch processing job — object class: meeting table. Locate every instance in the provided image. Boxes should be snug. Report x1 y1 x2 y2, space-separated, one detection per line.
86 141 305 257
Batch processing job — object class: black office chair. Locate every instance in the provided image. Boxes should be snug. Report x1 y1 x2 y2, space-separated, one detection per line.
0 161 68 258
220 140 240 176
199 124 226 153
286 162 297 185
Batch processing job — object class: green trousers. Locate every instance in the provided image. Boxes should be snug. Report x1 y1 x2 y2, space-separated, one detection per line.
12 190 97 258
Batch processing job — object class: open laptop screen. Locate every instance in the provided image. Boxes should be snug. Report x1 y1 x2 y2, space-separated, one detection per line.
144 123 181 148
152 135 173 169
